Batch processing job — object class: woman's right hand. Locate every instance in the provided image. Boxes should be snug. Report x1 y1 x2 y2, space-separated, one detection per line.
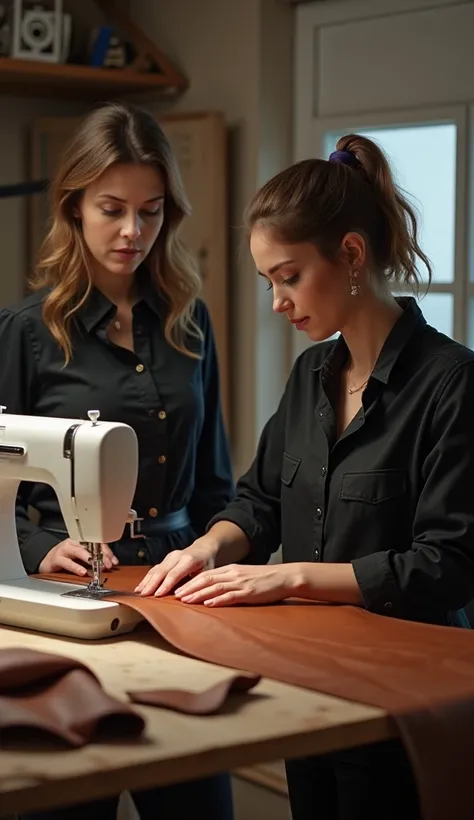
134 537 219 597
38 539 118 576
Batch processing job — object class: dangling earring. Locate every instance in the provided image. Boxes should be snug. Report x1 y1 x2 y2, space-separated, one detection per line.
350 269 360 296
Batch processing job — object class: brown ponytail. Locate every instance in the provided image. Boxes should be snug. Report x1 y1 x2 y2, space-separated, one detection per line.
336 134 431 290
245 133 432 292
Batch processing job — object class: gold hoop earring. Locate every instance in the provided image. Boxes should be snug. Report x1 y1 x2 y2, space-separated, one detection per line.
350 269 360 296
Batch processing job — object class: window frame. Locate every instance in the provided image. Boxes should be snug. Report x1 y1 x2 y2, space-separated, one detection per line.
289 106 468 362
319 107 468 332
291 106 468 362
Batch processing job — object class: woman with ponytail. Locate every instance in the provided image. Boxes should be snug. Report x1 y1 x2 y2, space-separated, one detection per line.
137 134 474 819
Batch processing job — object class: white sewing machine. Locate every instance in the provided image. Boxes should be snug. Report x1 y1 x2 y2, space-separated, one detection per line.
0 408 144 640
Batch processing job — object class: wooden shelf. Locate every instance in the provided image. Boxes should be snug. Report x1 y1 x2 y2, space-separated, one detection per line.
0 56 187 98
0 0 189 99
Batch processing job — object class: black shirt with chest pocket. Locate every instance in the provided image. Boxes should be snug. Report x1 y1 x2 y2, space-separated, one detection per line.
0 273 234 574
209 298 474 624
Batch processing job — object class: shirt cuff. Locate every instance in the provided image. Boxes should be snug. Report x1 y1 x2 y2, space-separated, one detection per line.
20 530 63 574
351 551 404 617
206 510 273 565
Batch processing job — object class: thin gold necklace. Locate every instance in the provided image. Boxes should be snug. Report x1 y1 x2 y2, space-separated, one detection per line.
347 368 370 395
348 378 369 395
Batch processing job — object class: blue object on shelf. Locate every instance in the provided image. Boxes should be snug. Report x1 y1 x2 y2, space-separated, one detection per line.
90 25 112 67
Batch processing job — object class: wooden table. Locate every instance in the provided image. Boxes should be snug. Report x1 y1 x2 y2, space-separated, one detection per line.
0 622 395 817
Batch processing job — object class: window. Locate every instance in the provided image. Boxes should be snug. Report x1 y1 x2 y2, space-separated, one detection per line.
324 123 458 337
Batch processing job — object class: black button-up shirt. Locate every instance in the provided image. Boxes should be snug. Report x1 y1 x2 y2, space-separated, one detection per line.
0 275 234 573
210 298 474 624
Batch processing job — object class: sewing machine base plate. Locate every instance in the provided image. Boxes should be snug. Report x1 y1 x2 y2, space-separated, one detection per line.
62 587 136 600
0 578 143 639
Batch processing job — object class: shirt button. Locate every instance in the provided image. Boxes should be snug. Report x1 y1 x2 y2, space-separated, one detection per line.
148 409 156 417
384 602 393 612
158 410 167 420
320 466 327 478
137 549 146 559
136 364 144 373
158 455 167 464
313 548 320 561
315 507 323 520
149 507 158 517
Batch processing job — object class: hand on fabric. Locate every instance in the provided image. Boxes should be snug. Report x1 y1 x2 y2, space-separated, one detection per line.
135 537 220 597
38 539 118 575
173 562 299 607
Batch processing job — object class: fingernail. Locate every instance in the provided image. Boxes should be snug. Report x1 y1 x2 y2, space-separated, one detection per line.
112 557 119 565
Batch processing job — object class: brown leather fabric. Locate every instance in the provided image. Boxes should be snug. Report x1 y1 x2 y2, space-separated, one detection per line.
0 647 145 747
37 567 474 820
128 673 261 714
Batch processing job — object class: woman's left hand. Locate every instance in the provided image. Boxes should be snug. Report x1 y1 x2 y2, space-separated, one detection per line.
174 563 300 607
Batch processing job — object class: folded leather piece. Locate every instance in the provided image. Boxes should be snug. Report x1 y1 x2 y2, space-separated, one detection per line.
36 567 474 820
128 673 261 714
0 647 145 747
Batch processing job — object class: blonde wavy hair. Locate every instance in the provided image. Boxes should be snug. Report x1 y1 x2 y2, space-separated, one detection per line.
30 101 202 363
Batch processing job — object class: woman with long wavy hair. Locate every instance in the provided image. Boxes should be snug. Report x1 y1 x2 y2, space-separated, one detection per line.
0 101 234 820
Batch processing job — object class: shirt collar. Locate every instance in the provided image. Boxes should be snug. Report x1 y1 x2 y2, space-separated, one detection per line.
313 297 426 384
76 266 165 333
371 296 426 384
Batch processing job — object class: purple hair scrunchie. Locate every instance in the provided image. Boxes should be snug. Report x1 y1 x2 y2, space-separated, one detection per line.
328 149 361 169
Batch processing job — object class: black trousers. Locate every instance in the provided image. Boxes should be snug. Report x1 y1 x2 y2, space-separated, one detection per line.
18 773 233 820
285 739 421 820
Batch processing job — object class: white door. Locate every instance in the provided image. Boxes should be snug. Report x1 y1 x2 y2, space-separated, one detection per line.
293 0 474 361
